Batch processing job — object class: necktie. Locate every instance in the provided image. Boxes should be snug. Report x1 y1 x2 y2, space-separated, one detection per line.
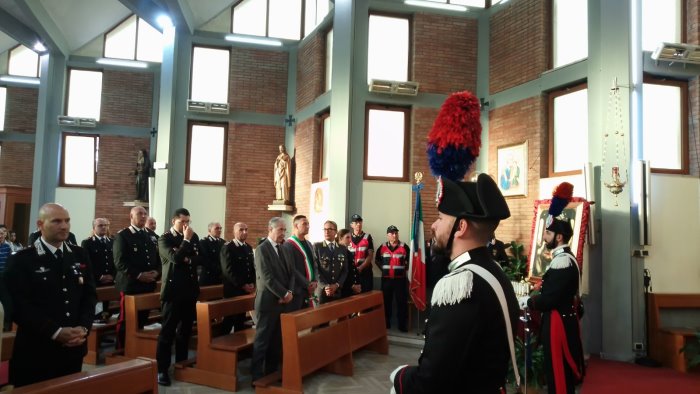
55 248 63 260
275 244 281 255
329 242 335 251
101 237 107 245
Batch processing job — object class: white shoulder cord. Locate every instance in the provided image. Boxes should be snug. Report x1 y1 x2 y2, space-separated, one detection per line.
464 264 520 388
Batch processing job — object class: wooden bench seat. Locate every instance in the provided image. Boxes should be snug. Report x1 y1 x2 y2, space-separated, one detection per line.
647 293 700 373
84 285 122 365
255 290 388 394
174 293 256 391
11 357 157 394
1 331 15 362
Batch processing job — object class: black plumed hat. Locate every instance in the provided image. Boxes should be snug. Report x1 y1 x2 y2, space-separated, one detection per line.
436 174 510 221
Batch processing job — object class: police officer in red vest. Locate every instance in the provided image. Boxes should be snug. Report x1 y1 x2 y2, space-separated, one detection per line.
376 225 410 332
348 214 374 292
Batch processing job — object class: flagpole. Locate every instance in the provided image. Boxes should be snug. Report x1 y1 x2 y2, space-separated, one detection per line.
412 172 424 335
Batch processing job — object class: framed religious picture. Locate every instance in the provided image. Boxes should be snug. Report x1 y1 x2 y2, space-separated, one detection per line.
527 197 591 281
497 141 528 197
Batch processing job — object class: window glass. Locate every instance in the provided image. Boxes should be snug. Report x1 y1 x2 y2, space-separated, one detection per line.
552 88 588 173
642 0 681 52
553 0 588 68
188 124 226 183
8 46 39 77
321 115 331 180
63 134 97 186
0 87 6 131
366 107 407 179
367 15 409 84
104 15 137 60
304 0 330 37
232 0 267 36
191 47 230 103
67 69 103 121
269 0 301 40
137 18 164 62
326 29 333 91
642 83 682 170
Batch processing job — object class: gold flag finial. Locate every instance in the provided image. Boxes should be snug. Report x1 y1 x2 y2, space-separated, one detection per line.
414 172 423 185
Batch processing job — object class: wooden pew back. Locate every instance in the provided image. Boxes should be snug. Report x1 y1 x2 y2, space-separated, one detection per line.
647 293 700 372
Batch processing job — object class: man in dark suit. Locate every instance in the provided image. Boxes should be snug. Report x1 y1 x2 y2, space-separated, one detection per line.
313 220 348 304
198 222 224 286
113 206 160 350
81 218 115 321
4 203 97 387
281 215 318 310
220 222 255 333
156 208 201 386
251 217 294 383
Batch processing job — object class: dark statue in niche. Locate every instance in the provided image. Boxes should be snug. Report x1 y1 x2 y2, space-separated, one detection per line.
134 149 151 202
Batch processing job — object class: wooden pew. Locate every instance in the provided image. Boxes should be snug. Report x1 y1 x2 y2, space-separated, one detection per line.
123 284 224 360
647 293 700 373
174 294 256 391
84 285 121 364
11 357 157 394
255 291 388 394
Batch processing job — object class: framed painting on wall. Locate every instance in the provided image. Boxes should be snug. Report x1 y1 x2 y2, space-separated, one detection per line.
527 197 591 281
497 141 528 197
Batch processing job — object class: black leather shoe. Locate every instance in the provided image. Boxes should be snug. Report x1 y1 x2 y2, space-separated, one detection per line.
157 372 171 386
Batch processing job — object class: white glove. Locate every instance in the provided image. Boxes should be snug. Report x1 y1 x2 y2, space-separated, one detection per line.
518 296 530 310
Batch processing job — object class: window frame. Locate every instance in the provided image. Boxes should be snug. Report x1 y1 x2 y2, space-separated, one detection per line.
65 68 103 121
367 12 413 85
547 82 588 177
7 45 40 78
641 0 686 53
0 87 6 132
189 45 231 104
550 0 589 69
318 111 330 182
363 104 410 182
185 120 229 185
60 132 99 188
230 0 304 41
642 74 688 174
103 14 162 62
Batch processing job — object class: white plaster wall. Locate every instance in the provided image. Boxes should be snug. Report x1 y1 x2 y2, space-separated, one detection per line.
182 185 226 236
54 187 96 241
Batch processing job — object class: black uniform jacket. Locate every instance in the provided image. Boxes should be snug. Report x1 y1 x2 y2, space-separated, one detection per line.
81 236 115 284
4 241 97 377
198 235 224 285
220 239 255 297
313 241 349 292
159 229 201 302
113 226 161 294
394 247 519 393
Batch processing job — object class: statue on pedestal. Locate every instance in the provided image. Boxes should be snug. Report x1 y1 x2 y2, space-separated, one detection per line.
134 149 151 202
273 144 291 203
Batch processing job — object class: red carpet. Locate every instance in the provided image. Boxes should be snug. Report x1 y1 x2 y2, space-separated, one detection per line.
583 357 700 394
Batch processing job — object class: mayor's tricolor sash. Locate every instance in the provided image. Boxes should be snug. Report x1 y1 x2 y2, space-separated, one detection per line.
288 235 318 307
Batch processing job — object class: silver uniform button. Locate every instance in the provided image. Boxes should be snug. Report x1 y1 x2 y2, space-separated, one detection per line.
63 288 68 292
65 300 69 304
66 312 70 316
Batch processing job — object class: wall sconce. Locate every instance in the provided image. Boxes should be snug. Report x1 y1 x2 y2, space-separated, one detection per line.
479 98 490 110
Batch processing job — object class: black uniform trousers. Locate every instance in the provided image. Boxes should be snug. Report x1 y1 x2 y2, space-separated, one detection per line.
381 276 408 331
251 305 284 380
156 298 197 372
359 268 373 292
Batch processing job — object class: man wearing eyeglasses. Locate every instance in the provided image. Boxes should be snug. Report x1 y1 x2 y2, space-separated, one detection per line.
313 221 349 304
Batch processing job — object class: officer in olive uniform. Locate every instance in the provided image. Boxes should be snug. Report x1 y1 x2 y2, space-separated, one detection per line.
198 222 224 286
391 175 519 393
156 208 201 386
313 220 349 304
113 206 160 349
5 203 97 387
220 222 256 333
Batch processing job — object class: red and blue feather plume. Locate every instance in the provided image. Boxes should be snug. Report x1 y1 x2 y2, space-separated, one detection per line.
427 91 482 181
549 182 574 218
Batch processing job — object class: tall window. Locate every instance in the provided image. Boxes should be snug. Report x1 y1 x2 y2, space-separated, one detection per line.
8 45 39 77
364 105 409 181
642 0 682 52
325 29 333 91
232 0 302 41
304 0 330 37
367 15 410 85
0 87 6 131
61 133 98 187
549 83 588 176
642 77 687 173
191 46 230 103
66 69 103 121
186 122 227 184
552 0 588 68
104 15 163 62
319 113 331 180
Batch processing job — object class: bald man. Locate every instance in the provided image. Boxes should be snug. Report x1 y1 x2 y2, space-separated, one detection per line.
220 222 256 333
5 203 97 387
113 206 161 349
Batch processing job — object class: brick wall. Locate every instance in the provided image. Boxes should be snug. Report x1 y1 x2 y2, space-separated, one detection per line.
489 0 549 94
0 141 34 187
230 48 288 114
101 70 153 128
413 13 478 94
487 96 547 253
296 33 326 111
94 135 150 232
293 117 321 219
412 107 440 232
4 87 38 134
224 123 285 240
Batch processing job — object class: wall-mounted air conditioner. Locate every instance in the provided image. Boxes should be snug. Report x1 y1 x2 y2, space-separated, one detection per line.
651 42 700 65
187 100 230 114
57 116 97 128
369 79 420 96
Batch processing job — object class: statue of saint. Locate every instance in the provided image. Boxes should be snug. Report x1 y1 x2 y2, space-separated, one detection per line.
134 149 151 202
274 144 291 203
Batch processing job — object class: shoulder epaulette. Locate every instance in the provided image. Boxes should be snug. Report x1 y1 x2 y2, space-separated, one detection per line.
548 256 574 270
431 266 473 306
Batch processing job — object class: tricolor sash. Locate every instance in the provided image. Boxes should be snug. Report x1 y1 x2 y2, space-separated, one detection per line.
288 236 318 307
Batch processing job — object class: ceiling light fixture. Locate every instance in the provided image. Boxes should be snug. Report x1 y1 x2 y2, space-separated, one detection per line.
156 15 173 29
225 35 283 47
96 58 149 69
33 41 47 53
404 0 468 12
